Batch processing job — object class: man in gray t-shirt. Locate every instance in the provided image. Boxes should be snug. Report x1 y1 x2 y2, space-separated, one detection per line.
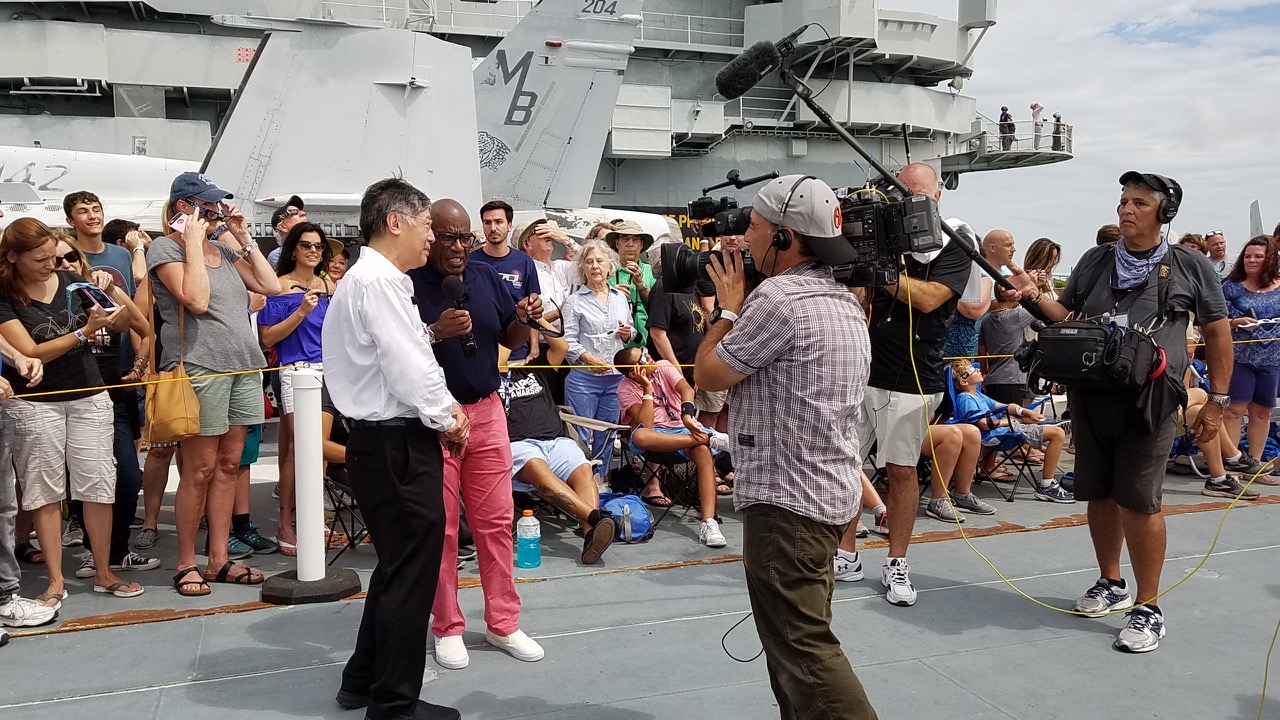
1003 171 1232 655
979 302 1034 404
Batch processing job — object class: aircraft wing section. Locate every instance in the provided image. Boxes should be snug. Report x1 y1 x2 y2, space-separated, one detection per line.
203 26 481 238
474 0 641 210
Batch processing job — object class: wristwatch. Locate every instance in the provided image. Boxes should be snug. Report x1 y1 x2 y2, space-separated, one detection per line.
710 308 739 324
1207 393 1231 408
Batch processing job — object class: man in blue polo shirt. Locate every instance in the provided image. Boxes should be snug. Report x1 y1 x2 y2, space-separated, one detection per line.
470 199 540 361
408 198 547 671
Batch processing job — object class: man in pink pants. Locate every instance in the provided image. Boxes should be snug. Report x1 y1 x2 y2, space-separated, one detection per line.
408 199 545 670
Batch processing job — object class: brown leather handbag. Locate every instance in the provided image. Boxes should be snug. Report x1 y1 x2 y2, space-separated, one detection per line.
144 307 201 443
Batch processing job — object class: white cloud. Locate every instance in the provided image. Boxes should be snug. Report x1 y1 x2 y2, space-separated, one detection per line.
894 0 1280 272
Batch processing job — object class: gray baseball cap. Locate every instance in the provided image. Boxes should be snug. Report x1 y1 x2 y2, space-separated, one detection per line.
751 175 853 265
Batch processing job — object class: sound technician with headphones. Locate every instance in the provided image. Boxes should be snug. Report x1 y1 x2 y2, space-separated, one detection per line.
1002 172 1231 653
696 175 878 719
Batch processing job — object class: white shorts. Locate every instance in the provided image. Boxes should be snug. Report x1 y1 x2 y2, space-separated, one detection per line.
5 393 116 511
856 387 943 468
279 364 321 415
511 437 590 492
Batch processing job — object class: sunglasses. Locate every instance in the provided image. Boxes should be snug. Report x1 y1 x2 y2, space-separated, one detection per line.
1206 230 1223 237
959 365 979 380
296 241 325 252
432 232 473 246
283 207 303 218
56 250 81 266
289 284 332 298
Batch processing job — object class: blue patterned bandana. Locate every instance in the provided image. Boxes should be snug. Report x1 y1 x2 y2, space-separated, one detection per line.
1113 239 1168 290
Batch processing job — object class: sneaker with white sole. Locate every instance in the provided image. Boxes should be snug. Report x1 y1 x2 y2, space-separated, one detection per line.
485 629 544 662
75 555 96 579
872 510 889 537
1034 481 1076 504
925 497 965 523
881 558 917 606
1225 453 1269 475
434 634 469 669
949 492 996 515
855 521 869 538
1202 476 1260 500
1114 606 1166 653
62 517 84 548
709 430 731 452
833 550 864 582
1073 577 1133 617
110 552 160 572
0 594 57 628
699 518 727 548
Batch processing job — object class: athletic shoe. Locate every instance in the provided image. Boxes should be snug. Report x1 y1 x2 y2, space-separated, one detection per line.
110 552 160 572
434 634 469 669
709 430 731 452
485 628 544 662
925 497 965 523
62 517 84 548
1034 481 1076 504
129 516 144 530
855 521 869 538
457 545 477 563
234 523 280 554
881 558 917 606
1073 577 1133 617
75 555 96 579
0 628 7 647
1225 453 1269 475
699 518 727 548
1114 606 1166 653
226 536 254 561
1060 472 1074 493
0 594 57 628
833 550 864 582
872 510 890 537
949 492 996 515
133 528 159 550
1202 476 1260 500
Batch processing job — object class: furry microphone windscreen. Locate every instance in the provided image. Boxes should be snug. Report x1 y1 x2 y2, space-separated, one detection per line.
714 41 783 100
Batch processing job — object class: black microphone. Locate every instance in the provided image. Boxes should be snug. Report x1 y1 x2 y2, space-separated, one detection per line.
715 40 783 100
441 275 478 358
1029 320 1046 333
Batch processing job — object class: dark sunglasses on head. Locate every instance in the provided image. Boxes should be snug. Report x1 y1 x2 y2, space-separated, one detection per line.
1207 230 1223 237
57 250 81 266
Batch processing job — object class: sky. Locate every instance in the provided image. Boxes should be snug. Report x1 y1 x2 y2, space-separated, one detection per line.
894 0 1280 272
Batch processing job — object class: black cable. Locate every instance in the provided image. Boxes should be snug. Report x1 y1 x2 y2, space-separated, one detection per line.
721 611 764 663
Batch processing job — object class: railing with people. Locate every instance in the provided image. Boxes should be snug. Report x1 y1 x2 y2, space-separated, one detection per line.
984 119 1073 154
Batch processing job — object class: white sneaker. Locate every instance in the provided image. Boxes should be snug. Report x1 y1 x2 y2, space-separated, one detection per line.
433 634 469 669
0 594 57 628
485 629 544 662
833 550 864 582
881 558 917 607
699 518 727 548
709 430 731 452
1114 607 1166 653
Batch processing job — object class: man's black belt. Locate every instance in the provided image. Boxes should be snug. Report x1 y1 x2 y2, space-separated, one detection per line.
351 418 421 429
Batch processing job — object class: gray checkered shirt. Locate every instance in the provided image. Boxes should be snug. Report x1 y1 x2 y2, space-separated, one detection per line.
716 262 870 525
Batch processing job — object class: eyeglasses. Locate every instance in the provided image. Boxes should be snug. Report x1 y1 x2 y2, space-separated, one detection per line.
1207 230 1223 237
56 250 80 266
615 235 644 244
189 199 228 221
959 365 979 380
432 232 472 246
296 241 325 252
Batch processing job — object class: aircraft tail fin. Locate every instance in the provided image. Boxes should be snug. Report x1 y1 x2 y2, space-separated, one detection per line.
202 25 480 238
1250 200 1265 238
473 0 641 210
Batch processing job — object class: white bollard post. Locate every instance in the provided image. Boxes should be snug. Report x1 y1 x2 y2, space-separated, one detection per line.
290 368 326 583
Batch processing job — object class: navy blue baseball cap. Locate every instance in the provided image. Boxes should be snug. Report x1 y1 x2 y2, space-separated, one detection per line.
169 172 233 205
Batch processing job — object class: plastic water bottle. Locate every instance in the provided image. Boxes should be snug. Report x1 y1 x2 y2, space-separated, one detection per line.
515 510 541 568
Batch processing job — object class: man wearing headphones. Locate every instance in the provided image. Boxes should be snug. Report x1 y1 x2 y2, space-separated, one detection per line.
696 175 878 719
859 162 982 609
1003 171 1231 653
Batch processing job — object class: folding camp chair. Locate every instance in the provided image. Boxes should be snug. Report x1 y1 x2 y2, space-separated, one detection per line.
324 464 369 565
510 408 628 530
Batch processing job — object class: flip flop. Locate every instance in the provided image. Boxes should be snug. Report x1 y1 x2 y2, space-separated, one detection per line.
716 483 733 496
277 539 297 557
641 494 672 508
94 581 144 598
35 590 67 610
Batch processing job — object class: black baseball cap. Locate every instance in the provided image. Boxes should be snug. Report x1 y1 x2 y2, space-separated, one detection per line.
271 195 305 229
1119 171 1182 204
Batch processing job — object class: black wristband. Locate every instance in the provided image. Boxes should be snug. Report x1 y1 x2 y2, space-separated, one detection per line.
681 401 697 417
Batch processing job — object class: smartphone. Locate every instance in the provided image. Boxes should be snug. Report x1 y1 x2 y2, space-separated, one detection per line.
77 285 119 312
168 213 187 234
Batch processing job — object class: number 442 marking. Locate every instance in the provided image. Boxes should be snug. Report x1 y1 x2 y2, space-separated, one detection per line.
581 0 617 14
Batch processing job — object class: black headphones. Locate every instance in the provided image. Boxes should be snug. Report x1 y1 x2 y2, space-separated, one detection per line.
1147 173 1182 224
772 175 817 252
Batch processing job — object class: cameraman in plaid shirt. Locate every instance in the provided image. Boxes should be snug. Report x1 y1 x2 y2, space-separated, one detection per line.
696 175 877 720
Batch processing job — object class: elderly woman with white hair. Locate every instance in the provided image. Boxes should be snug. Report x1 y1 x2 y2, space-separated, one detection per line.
562 240 634 477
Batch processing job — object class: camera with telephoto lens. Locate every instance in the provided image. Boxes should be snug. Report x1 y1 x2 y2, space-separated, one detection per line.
687 194 751 239
659 242 759 293
830 184 943 287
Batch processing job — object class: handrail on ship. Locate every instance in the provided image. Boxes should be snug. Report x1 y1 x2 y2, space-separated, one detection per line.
984 119 1073 154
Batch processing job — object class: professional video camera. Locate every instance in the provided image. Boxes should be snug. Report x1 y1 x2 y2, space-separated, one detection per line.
686 168 777 239
662 177 943 293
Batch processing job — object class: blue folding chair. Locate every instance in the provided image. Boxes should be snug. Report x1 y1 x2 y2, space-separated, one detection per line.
945 365 1055 502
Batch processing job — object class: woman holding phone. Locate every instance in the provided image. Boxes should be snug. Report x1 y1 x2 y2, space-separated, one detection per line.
0 218 143 607
257 222 336 555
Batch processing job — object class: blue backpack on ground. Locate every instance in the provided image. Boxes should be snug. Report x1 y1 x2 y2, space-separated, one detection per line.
599 493 654 543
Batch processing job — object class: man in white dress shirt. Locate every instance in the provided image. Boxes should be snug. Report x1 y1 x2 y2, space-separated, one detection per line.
323 178 470 720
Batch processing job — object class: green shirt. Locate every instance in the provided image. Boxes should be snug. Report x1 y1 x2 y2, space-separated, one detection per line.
609 261 655 348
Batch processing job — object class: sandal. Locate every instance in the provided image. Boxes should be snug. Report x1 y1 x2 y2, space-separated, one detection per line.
277 539 297 558
172 566 211 597
16 541 44 564
35 589 67 610
203 561 265 585
641 494 672 508
716 483 733 496
94 580 145 598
